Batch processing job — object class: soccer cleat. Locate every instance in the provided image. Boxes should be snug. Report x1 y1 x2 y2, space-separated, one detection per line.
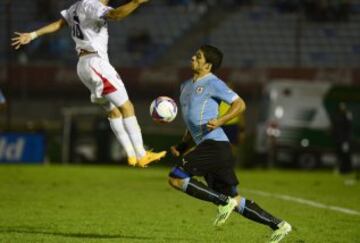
137 150 167 167
213 198 238 226
269 221 292 243
127 156 137 166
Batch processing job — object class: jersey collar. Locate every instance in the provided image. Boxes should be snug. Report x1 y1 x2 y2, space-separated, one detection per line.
192 73 213 83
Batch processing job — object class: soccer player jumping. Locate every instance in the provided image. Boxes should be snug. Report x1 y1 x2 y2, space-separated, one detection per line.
11 0 166 167
169 45 291 242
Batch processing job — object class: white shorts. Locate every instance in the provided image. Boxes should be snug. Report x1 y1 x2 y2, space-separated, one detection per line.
77 54 129 111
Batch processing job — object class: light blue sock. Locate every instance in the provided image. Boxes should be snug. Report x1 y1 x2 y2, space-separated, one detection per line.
181 177 190 192
236 198 246 214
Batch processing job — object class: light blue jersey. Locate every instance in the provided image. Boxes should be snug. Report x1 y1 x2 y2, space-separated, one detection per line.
180 73 239 145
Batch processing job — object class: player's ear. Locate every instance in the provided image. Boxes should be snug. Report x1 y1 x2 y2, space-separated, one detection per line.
205 63 212 72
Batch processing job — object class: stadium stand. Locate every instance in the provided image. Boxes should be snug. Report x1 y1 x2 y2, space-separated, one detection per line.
1 1 359 68
0 0 206 66
107 1 205 66
207 4 360 68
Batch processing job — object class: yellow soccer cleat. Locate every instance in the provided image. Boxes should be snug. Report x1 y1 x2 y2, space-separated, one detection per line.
127 156 137 166
137 151 167 167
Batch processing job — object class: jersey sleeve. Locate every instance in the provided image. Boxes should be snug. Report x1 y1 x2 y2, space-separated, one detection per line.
180 82 185 93
85 1 113 21
211 79 239 104
180 79 191 93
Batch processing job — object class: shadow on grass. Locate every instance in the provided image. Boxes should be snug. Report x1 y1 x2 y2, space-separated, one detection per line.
0 226 194 241
0 226 153 240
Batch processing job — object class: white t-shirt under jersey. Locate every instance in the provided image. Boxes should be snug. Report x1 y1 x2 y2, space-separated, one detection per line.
61 0 113 60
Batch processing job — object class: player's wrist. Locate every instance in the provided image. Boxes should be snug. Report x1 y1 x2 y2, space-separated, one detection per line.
30 32 38 40
218 117 226 126
176 142 189 155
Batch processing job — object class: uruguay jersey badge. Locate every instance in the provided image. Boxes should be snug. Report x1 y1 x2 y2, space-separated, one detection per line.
196 86 204 94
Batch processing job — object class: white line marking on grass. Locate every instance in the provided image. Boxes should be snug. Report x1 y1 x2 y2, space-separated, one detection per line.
242 188 360 216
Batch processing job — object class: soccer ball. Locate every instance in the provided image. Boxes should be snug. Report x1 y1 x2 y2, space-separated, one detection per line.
150 96 178 123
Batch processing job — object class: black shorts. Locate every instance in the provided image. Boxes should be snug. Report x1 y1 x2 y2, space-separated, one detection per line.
222 125 239 144
177 140 239 196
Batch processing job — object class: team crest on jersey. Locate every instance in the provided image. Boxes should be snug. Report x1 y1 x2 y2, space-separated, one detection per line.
196 86 204 94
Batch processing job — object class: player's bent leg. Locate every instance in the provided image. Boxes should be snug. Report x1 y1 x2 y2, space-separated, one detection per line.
168 167 237 226
168 167 192 191
84 60 139 166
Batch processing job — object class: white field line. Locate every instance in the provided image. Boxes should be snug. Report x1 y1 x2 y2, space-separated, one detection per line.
242 188 360 216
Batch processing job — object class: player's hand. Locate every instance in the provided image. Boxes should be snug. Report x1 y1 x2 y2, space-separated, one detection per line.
11 32 32 50
134 0 149 5
170 145 180 157
207 118 223 131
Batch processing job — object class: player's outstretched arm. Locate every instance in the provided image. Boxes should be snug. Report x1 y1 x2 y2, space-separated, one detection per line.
105 0 149 21
11 19 66 50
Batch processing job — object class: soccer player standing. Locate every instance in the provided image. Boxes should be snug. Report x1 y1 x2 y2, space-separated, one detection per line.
168 45 291 242
11 0 166 167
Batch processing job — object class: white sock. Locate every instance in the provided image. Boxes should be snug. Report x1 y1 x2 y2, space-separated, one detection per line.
123 116 146 159
108 117 136 158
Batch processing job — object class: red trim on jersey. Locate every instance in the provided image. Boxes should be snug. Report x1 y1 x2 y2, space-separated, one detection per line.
91 67 117 95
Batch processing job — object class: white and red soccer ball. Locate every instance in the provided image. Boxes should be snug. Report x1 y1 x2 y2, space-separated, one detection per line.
150 96 178 123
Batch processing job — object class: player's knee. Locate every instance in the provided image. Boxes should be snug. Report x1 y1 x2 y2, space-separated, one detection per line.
118 100 135 117
168 177 181 189
168 167 191 190
168 177 190 191
107 108 122 119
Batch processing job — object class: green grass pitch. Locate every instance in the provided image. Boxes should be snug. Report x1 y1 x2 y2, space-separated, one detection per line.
0 165 359 242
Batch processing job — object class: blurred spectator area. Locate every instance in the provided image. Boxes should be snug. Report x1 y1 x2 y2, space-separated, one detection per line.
206 2 360 68
1 0 359 68
0 0 205 66
108 0 204 66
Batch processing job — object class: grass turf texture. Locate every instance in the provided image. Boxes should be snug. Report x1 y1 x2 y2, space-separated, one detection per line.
0 165 359 242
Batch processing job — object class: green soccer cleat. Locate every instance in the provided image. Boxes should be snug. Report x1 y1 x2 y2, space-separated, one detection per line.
213 198 238 226
269 221 292 243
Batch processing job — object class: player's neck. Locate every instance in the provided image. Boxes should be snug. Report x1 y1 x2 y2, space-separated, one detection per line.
193 71 211 82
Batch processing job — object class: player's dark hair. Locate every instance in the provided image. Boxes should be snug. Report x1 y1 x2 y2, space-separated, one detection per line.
200 45 223 71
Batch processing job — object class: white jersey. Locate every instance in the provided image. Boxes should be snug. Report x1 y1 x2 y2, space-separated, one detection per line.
61 0 113 60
